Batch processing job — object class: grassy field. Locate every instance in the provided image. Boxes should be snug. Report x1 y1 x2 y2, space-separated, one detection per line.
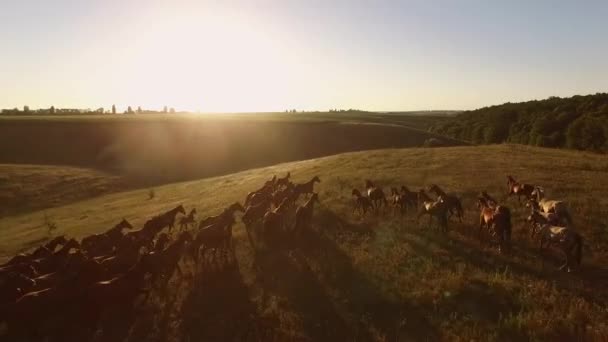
1 144 608 341
0 113 461 185
0 164 127 217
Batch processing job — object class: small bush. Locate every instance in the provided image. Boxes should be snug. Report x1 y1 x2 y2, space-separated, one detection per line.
148 188 156 200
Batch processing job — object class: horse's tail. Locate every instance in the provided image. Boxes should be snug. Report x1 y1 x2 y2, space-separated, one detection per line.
573 233 583 265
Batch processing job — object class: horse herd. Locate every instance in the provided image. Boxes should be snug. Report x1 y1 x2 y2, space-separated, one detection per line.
0 172 323 339
352 175 583 273
0 172 583 339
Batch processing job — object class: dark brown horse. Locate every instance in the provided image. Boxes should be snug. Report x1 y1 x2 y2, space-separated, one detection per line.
275 172 291 188
146 231 192 285
33 239 81 275
506 175 536 204
400 186 418 211
192 215 236 264
198 202 245 229
2 235 68 267
427 184 463 222
81 219 134 257
294 176 321 197
178 208 197 231
0 273 36 304
535 223 583 272
365 180 388 213
352 189 372 216
142 205 186 237
242 198 272 228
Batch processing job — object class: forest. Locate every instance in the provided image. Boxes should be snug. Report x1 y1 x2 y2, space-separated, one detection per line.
431 93 608 152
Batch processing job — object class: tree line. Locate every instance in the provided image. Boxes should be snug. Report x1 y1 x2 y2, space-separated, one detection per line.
0 105 177 115
430 93 608 152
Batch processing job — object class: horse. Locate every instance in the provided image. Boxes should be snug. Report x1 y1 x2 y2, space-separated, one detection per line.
178 208 197 231
245 183 274 207
417 191 448 232
390 187 416 216
142 205 186 237
198 202 245 229
0 273 36 305
146 231 192 286
154 233 171 253
529 187 573 226
480 191 498 208
275 172 291 189
364 180 388 213
192 215 236 265
1 235 68 267
81 219 134 257
294 193 320 234
352 189 372 216
477 197 512 253
535 223 583 272
427 184 463 222
507 175 536 204
526 209 562 237
33 239 81 275
294 176 321 198
242 199 272 228
400 186 419 211
263 197 291 243
272 182 295 207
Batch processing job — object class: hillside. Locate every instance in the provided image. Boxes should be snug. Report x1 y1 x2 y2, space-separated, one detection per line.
431 93 608 152
0 164 127 217
1 145 608 341
0 114 460 185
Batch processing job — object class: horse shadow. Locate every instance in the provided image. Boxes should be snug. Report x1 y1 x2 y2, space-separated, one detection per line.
253 207 438 341
178 266 266 342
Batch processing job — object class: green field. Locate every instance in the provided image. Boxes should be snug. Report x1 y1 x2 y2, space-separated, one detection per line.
2 144 607 341
0 112 462 186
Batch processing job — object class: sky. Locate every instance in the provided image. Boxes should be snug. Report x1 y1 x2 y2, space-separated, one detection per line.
1 0 607 112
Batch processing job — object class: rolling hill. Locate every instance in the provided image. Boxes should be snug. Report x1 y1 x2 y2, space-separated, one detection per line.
1 145 607 341
0 113 462 185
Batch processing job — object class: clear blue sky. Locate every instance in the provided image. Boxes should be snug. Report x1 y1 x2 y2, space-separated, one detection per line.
1 0 607 112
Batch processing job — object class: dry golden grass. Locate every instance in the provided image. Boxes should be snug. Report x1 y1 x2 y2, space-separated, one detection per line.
1 144 608 341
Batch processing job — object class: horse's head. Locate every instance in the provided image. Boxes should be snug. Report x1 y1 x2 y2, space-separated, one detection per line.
120 219 134 230
352 188 361 197
231 202 246 213
313 176 321 183
365 179 374 189
427 184 440 193
400 185 409 193
176 205 186 215
54 235 68 245
64 238 80 251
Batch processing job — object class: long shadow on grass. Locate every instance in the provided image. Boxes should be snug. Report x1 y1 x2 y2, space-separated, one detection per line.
254 208 438 341
178 264 267 342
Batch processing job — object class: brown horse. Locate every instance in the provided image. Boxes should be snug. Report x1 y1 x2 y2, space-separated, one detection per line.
0 273 36 304
390 187 416 216
33 239 81 275
507 175 536 204
192 215 236 264
142 205 186 237
526 210 560 237
477 197 512 253
365 180 388 213
154 233 171 253
352 189 372 216
245 183 274 207
417 193 449 232
2 235 68 267
178 208 197 231
146 231 192 285
400 186 418 211
427 184 463 222
198 202 245 229
82 219 134 257
294 193 320 234
242 199 272 228
294 176 321 198
272 182 295 207
480 191 498 208
275 172 291 188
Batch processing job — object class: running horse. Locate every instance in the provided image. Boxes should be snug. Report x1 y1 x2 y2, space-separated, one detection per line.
142 205 186 237
427 184 463 222
417 190 449 232
476 197 512 254
365 180 388 213
506 175 535 204
178 208 197 231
